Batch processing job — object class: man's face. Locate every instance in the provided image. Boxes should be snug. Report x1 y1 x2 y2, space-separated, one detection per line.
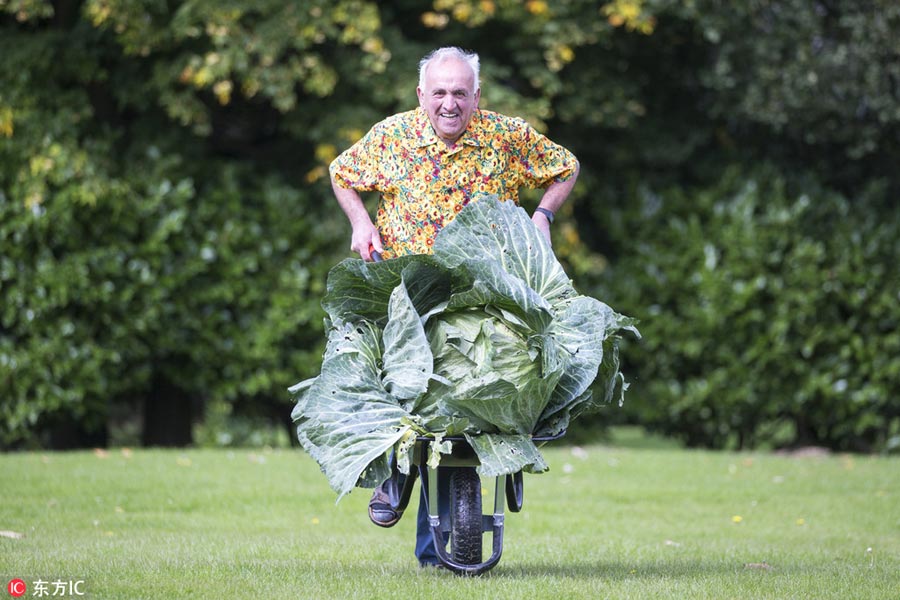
417 58 480 146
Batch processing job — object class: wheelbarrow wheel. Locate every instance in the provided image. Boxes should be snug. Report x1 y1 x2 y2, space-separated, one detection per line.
449 467 482 565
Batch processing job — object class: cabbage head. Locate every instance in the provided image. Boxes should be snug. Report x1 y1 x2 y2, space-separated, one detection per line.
290 197 638 498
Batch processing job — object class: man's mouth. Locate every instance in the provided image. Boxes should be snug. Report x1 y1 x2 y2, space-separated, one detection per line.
440 113 458 119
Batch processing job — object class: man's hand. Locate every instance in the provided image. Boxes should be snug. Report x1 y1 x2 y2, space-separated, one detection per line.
351 222 384 261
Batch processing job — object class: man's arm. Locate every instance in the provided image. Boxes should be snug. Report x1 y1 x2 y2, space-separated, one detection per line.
531 160 580 242
332 179 383 261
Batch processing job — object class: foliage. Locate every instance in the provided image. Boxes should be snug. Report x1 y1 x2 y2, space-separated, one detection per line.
686 0 900 178
602 166 900 451
0 0 354 446
0 143 337 445
291 199 636 497
2 0 897 450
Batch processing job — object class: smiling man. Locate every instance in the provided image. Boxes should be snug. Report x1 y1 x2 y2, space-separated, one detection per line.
330 46 579 262
417 52 480 145
328 46 580 567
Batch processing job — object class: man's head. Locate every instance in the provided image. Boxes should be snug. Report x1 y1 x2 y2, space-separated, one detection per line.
417 47 481 146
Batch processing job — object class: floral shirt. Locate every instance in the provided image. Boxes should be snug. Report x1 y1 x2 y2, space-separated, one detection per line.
330 107 578 258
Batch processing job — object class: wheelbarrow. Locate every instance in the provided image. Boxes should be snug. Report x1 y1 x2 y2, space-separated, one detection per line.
382 431 565 576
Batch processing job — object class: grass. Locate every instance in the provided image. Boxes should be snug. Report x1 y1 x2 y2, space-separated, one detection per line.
1 434 898 599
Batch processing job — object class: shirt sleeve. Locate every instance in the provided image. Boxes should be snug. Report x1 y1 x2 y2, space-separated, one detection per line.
513 119 578 188
329 124 385 192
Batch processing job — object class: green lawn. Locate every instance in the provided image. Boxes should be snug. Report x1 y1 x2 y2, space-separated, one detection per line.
1 439 898 599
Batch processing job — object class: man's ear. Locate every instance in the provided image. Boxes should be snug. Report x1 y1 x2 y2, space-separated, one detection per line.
416 86 424 107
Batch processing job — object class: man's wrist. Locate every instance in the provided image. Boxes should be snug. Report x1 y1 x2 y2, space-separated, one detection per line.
534 207 555 224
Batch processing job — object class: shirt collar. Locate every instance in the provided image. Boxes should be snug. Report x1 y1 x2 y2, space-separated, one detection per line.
413 107 486 149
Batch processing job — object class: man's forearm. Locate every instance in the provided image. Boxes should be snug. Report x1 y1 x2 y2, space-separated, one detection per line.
332 181 372 228
538 161 580 214
531 162 579 243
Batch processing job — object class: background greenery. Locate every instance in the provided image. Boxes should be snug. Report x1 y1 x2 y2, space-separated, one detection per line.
2 0 898 451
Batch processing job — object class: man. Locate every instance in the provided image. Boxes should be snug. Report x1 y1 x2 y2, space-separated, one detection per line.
329 46 579 567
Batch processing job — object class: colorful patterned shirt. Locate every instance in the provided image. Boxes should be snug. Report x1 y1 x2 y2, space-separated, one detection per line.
330 107 578 258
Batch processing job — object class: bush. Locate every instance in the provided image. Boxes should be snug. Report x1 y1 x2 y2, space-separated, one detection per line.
0 141 341 447
0 3 354 448
600 166 900 451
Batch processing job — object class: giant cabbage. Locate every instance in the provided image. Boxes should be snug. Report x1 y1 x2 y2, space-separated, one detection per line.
291 197 638 498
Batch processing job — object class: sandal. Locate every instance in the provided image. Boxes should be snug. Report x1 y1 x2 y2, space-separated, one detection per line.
368 483 403 528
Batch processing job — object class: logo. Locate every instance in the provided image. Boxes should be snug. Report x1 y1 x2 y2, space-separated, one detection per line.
6 579 85 597
7 579 26 598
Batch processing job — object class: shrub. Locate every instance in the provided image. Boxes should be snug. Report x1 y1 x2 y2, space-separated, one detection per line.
601 167 900 451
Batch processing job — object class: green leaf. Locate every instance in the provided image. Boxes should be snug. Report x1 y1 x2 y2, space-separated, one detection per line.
381 280 432 403
464 433 549 477
434 198 577 309
291 320 410 498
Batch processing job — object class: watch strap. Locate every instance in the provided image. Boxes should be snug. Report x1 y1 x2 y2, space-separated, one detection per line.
534 207 555 223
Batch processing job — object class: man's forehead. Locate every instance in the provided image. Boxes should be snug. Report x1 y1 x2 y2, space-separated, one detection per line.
424 59 475 89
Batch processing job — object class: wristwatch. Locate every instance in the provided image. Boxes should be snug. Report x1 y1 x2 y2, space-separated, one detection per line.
534 207 555 224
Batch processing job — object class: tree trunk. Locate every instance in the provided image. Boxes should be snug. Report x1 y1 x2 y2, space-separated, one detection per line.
142 373 194 447
46 420 108 450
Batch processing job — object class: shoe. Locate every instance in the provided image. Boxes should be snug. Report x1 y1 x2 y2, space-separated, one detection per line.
368 483 403 527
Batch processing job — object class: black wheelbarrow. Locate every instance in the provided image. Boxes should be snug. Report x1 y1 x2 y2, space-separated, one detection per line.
382 431 565 576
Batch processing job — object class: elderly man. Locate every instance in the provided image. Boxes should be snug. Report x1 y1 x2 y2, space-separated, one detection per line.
329 46 579 567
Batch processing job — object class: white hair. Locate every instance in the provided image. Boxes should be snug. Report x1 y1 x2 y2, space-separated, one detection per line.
418 47 481 93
